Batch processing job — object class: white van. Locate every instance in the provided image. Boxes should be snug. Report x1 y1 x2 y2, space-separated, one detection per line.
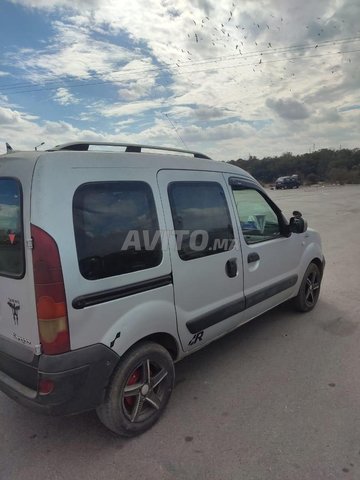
0 142 324 436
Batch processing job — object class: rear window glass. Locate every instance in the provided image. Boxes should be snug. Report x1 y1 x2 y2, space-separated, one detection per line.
0 178 24 278
73 181 162 280
168 181 234 260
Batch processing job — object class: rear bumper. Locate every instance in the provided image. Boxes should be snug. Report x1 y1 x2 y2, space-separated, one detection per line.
0 344 119 415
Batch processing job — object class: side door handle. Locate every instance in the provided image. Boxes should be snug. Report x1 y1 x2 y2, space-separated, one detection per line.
248 252 260 263
225 258 238 278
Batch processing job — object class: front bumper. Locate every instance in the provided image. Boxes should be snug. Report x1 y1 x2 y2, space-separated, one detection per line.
321 256 326 277
0 344 119 416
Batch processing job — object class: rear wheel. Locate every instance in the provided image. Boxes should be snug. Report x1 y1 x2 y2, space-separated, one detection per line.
97 342 175 436
294 262 322 312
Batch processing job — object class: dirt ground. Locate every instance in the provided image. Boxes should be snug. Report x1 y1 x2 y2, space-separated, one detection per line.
1 184 360 480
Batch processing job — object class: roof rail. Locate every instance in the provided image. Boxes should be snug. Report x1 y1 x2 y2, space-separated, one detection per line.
47 142 211 160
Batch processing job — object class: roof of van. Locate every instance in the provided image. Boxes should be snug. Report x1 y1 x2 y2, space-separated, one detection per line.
0 143 255 182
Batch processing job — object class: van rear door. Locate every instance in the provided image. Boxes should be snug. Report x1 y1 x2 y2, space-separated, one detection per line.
0 160 40 360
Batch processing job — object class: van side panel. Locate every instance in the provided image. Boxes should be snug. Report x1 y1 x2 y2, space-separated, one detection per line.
31 156 178 354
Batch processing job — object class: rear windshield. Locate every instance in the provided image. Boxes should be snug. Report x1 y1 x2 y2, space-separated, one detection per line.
0 178 24 278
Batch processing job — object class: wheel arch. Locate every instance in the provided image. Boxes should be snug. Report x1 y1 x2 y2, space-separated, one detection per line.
114 332 180 363
310 256 325 278
133 332 180 361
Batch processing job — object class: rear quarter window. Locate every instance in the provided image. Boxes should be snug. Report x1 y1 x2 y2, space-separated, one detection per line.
0 178 24 278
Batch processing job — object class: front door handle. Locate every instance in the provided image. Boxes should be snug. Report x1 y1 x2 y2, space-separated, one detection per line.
225 258 238 278
248 252 260 263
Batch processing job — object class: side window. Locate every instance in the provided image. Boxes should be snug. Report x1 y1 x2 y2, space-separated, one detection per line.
73 181 162 280
232 188 280 244
168 181 234 261
0 178 24 278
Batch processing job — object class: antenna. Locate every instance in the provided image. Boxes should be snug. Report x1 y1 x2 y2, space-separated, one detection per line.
35 142 45 151
163 113 189 150
6 143 13 154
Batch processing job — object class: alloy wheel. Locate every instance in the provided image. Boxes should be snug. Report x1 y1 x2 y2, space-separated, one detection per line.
122 359 169 423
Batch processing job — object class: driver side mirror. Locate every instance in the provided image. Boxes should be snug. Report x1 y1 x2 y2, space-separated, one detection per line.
289 211 307 234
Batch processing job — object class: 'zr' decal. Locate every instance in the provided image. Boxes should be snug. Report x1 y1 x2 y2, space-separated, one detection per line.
188 331 204 346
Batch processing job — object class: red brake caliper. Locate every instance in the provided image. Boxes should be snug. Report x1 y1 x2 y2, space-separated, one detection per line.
125 368 141 407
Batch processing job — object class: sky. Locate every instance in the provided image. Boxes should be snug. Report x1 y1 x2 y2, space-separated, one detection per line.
0 0 359 160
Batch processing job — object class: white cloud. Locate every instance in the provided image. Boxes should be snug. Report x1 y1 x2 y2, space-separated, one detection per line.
0 105 108 150
99 99 165 118
117 61 158 101
3 0 360 158
0 95 10 107
0 107 22 125
54 87 79 105
9 0 100 9
10 20 135 83
266 97 310 120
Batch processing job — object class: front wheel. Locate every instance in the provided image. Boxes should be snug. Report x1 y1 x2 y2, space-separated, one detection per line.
293 262 322 312
97 342 175 436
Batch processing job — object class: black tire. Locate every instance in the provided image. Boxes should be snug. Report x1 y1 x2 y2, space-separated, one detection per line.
97 342 175 437
294 262 322 312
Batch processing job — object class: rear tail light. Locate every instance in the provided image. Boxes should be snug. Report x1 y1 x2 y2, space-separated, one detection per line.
31 225 70 355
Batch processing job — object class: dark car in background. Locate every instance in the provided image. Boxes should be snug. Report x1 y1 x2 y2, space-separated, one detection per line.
275 175 301 189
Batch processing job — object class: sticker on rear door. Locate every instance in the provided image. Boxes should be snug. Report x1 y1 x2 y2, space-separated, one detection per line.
12 332 31 345
6 298 31 345
7 298 20 325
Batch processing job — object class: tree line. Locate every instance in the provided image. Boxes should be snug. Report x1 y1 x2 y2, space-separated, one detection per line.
228 148 360 185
